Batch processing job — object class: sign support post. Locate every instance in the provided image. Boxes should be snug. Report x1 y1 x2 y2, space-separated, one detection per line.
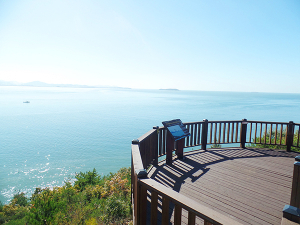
176 138 184 160
166 131 174 165
162 119 190 165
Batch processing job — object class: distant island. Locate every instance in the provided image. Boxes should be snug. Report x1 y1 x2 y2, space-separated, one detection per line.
159 88 179 91
0 80 130 89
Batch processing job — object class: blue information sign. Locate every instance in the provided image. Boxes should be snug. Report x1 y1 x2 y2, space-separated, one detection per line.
162 119 190 141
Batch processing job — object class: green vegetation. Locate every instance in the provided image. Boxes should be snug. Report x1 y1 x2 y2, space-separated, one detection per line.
0 168 132 225
210 144 222 148
248 129 300 152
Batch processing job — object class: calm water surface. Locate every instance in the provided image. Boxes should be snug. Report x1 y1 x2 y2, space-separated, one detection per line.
1 86 300 203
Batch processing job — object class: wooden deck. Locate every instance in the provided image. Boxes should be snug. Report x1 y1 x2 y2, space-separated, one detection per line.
147 147 299 225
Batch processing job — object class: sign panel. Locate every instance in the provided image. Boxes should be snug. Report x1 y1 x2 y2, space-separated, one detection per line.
162 119 190 141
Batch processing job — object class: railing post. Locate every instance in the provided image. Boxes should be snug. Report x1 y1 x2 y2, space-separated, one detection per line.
132 139 139 225
135 170 148 225
166 130 174 165
132 139 148 225
152 126 159 166
282 156 300 224
137 182 148 225
290 156 300 208
201 119 208 150
287 121 294 152
176 138 184 160
240 118 247 149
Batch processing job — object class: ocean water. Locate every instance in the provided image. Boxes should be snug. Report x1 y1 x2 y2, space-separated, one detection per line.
1 86 300 204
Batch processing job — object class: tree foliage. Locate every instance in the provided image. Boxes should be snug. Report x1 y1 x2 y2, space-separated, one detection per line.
0 167 132 225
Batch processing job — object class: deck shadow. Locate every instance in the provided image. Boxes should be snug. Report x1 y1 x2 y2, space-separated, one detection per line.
147 147 299 224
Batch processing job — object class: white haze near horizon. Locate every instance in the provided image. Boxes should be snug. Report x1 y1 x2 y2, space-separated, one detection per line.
0 0 299 92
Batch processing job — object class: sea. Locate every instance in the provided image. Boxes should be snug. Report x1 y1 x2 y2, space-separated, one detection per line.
1 86 300 204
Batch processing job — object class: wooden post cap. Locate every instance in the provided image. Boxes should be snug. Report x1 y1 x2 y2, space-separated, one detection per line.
294 161 300 167
132 139 139 144
135 169 147 178
242 118 248 124
295 156 300 162
283 205 300 223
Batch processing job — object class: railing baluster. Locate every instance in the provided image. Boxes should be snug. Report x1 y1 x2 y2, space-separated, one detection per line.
204 220 213 225
159 129 163 156
285 125 288 145
259 123 262 143
235 122 239 142
164 129 167 154
297 125 300 147
275 124 278 145
162 196 170 225
186 125 190 147
218 123 221 144
190 124 194 146
249 122 252 143
188 211 196 225
223 122 226 143
254 123 257 144
227 122 230 143
209 123 213 144
197 123 201 145
214 123 217 144
269 124 273 145
194 123 197 146
280 124 283 145
231 122 234 143
174 204 182 225
150 191 158 225
264 123 267 144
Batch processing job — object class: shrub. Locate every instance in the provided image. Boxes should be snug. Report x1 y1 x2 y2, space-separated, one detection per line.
75 168 102 191
1 167 132 224
13 192 28 207
102 196 130 224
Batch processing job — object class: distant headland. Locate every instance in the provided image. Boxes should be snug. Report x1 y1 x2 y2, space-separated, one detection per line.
0 80 131 89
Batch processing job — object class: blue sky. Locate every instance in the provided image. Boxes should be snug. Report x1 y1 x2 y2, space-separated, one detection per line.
0 0 299 92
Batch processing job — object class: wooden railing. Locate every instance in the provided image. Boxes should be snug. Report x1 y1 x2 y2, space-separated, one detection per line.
131 130 242 225
131 119 300 225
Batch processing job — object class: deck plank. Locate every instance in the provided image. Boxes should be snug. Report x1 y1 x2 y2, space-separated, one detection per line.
148 147 299 225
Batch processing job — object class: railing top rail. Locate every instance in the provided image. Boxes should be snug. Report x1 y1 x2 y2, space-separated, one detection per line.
137 128 157 143
156 120 296 129
183 120 243 124
140 178 242 225
294 123 300 126
158 120 245 128
156 120 293 129
247 120 289 124
183 121 205 125
206 120 242 123
131 143 146 175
